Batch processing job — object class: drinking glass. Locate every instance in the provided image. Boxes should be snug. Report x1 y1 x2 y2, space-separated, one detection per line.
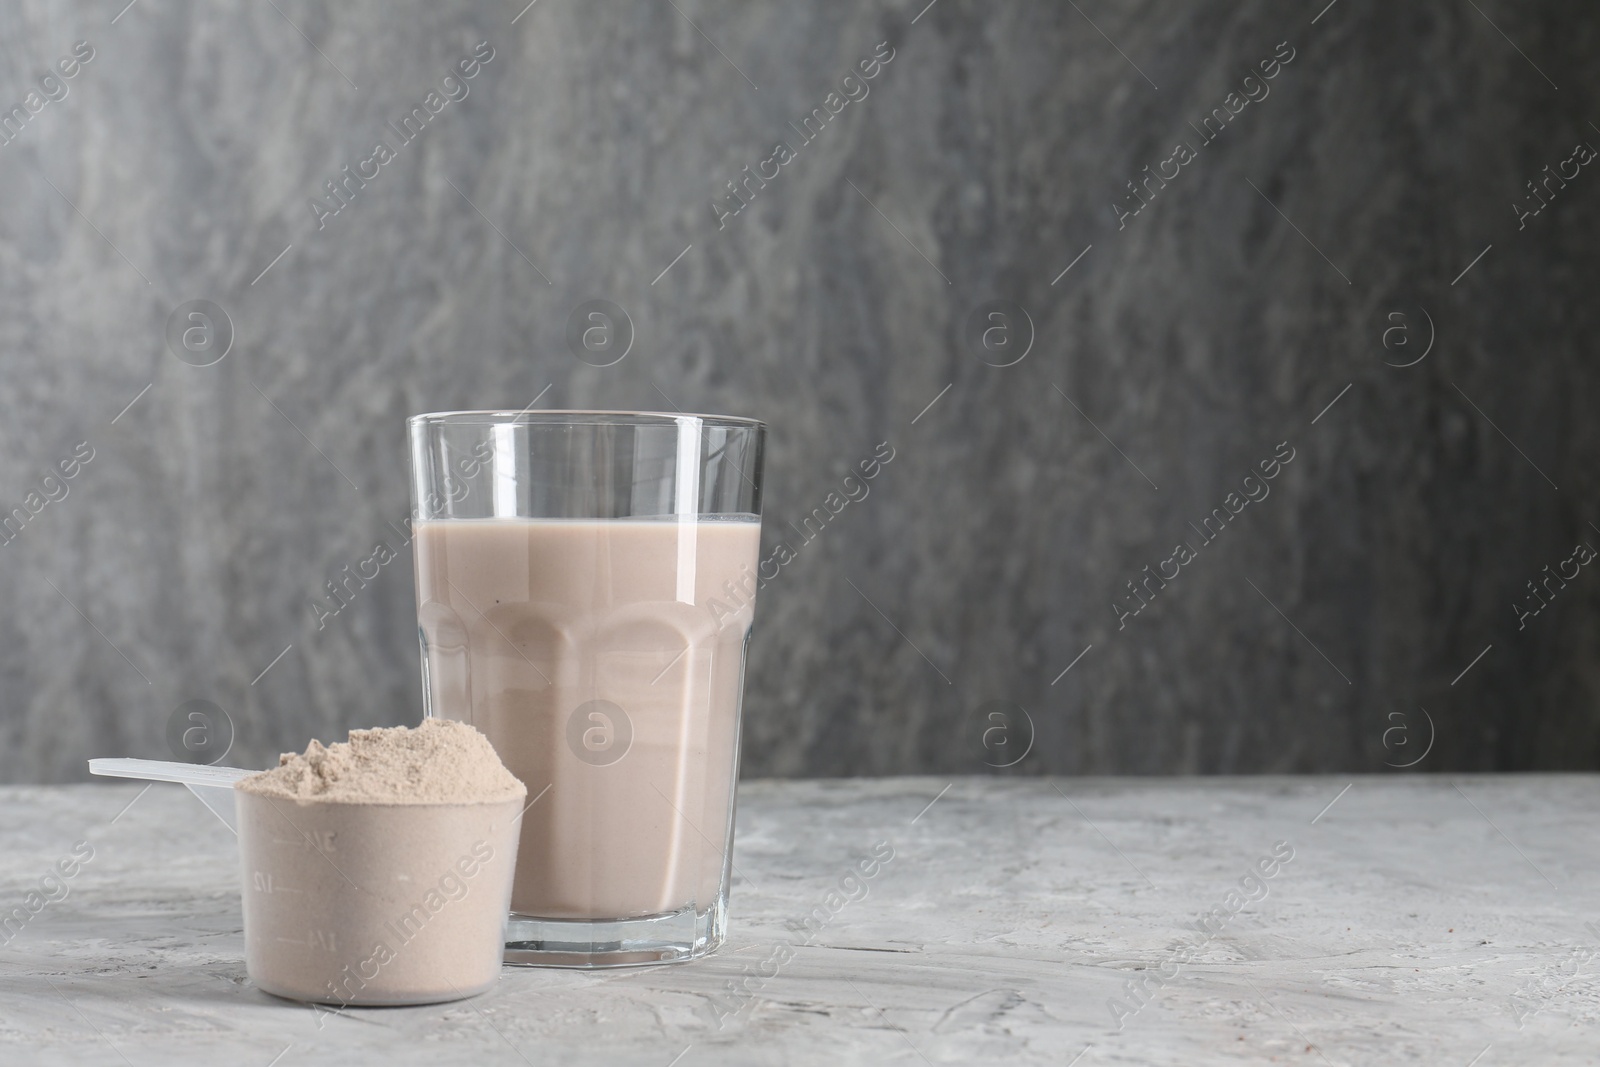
407 411 764 967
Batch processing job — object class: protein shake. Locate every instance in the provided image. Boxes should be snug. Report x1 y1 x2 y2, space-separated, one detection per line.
413 517 759 920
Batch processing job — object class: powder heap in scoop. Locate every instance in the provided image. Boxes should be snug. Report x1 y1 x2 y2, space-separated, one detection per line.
236 719 525 804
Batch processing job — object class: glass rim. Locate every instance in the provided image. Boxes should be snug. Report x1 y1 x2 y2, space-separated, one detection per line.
408 409 764 431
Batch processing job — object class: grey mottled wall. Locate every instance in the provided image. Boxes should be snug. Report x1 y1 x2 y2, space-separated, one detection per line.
0 1 1596 782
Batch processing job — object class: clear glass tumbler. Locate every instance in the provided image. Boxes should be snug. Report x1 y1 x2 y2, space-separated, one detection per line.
407 411 765 967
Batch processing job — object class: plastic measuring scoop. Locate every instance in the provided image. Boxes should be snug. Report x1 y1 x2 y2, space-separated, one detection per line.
89 758 254 833
89 749 525 1004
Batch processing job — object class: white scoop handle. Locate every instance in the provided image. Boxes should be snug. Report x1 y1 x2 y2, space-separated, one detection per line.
89 758 255 834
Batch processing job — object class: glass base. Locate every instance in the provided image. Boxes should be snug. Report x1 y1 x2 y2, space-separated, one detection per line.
504 901 725 968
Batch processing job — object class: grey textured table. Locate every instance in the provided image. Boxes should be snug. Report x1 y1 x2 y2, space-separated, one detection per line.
1 777 1595 1065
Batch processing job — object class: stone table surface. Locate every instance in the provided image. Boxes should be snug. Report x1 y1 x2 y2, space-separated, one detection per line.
1 776 1596 1065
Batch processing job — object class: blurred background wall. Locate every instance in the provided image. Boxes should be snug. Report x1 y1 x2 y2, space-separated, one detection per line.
1 0 1596 782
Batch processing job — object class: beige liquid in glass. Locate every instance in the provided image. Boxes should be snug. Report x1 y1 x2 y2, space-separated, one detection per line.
413 518 759 920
